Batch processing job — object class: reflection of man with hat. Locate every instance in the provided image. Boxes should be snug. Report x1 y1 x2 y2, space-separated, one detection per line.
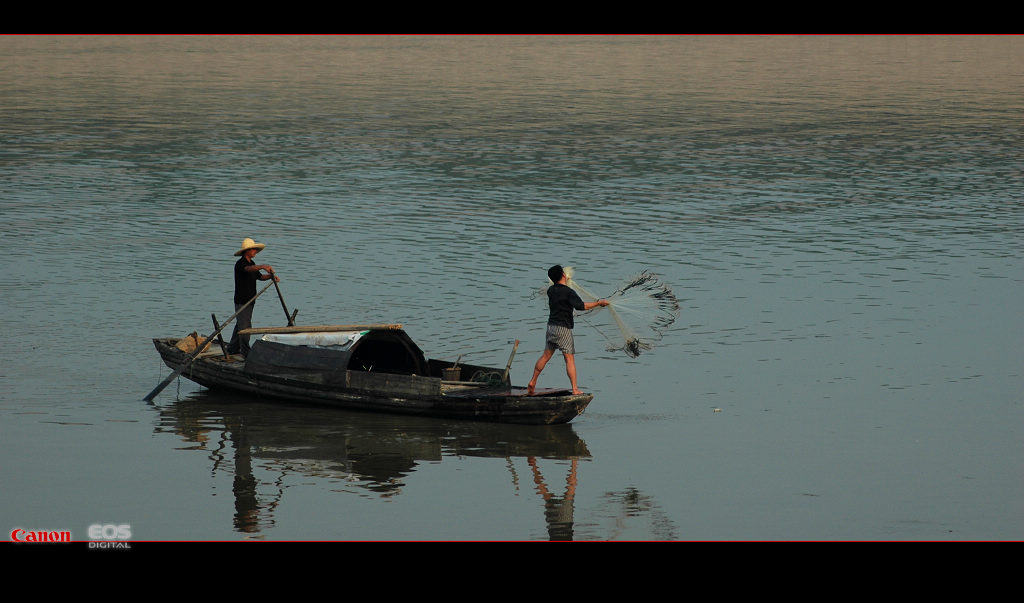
226 237 279 357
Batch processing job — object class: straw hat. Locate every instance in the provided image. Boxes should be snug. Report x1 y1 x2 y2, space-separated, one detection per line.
234 237 266 256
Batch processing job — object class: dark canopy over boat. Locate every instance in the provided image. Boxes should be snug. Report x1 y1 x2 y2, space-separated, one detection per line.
151 324 592 425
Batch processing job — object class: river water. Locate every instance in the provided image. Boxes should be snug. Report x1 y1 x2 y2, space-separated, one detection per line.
2 35 1021 541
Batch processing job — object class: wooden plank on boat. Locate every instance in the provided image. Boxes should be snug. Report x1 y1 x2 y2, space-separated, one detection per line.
238 324 403 335
514 387 573 397
347 370 441 396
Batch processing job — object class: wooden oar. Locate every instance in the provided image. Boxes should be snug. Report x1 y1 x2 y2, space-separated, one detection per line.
268 270 295 326
143 280 275 403
502 339 520 383
211 314 230 361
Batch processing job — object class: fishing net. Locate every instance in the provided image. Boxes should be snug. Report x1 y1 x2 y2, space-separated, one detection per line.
539 267 681 358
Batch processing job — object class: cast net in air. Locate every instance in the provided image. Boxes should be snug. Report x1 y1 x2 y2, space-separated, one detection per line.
541 267 681 358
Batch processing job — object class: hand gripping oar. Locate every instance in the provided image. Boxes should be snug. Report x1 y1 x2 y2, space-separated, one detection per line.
143 280 276 403
269 270 295 326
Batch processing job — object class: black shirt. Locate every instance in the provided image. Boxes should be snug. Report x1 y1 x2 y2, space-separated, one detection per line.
234 256 258 305
547 283 586 329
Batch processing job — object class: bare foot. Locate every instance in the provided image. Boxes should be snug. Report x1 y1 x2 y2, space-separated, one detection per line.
527 381 536 395
572 389 583 395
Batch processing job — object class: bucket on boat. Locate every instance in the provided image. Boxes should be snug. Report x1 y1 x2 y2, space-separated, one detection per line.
442 367 462 381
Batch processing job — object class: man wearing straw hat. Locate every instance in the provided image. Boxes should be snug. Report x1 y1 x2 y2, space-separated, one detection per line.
226 237 279 357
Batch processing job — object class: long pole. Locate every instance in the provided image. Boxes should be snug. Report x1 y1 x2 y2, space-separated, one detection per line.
269 270 295 326
143 280 275 403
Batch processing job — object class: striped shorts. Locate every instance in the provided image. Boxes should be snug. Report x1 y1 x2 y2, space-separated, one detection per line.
545 324 575 355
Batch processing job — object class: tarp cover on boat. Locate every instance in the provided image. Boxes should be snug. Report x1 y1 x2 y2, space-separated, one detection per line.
259 330 367 349
245 327 429 380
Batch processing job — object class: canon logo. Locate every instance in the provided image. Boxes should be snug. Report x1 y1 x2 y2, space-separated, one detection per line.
10 528 72 543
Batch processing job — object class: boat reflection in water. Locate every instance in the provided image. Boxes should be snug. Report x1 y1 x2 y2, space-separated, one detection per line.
154 390 593 540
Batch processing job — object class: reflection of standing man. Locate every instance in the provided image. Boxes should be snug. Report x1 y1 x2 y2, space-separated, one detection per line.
529 456 579 541
528 265 609 395
226 237 279 358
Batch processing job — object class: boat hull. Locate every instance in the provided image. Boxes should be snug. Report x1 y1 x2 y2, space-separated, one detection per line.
152 338 592 425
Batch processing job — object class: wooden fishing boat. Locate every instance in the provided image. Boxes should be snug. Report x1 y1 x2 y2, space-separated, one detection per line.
150 324 592 425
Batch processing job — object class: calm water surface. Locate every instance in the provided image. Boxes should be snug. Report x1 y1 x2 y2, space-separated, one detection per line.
1 35 1022 540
